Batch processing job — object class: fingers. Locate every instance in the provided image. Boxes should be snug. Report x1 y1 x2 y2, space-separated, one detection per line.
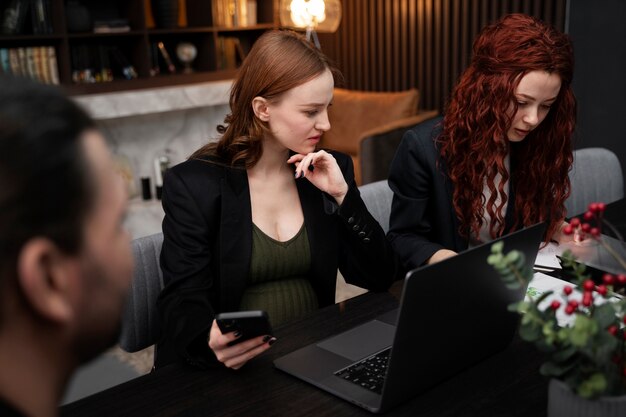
208 320 277 370
222 336 276 370
288 150 330 179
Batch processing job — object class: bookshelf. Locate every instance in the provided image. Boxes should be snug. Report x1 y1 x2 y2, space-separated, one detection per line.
0 0 278 96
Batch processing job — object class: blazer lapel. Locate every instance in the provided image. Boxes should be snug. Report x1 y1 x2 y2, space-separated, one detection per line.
219 167 252 311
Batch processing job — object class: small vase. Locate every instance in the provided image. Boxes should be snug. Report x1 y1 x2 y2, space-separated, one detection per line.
548 379 626 417
151 0 179 29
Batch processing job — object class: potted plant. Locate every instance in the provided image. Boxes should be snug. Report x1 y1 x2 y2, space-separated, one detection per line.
488 202 626 417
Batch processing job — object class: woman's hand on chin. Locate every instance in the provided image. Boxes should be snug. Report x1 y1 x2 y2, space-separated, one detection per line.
288 151 349 205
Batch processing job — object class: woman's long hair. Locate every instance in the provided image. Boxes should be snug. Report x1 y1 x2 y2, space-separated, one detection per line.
439 13 576 242
191 30 340 167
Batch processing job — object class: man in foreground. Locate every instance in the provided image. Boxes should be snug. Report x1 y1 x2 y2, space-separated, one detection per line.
0 76 133 417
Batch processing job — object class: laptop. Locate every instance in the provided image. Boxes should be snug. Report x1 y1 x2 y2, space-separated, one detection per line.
274 222 546 413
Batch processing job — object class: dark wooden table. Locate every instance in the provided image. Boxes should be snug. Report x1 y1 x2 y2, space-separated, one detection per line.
61 281 549 417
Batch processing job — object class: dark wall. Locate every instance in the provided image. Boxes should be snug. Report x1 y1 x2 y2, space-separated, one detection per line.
568 0 626 190
319 0 567 112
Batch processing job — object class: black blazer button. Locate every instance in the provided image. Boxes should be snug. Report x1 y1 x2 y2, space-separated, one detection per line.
352 225 360 231
363 237 371 243
358 231 366 237
348 216 355 224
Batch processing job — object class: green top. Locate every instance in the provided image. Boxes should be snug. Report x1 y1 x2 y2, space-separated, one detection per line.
239 223 318 327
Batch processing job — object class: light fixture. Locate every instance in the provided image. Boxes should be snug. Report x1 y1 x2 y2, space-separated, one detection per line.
279 0 342 49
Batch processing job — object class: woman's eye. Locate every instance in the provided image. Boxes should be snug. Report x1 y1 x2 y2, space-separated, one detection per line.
305 110 318 117
517 101 527 106
541 104 552 110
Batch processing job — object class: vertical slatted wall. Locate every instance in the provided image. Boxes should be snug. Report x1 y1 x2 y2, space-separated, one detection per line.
318 0 567 111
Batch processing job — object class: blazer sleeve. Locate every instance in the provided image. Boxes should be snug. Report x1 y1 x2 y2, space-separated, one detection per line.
156 165 217 369
327 153 401 289
387 128 447 268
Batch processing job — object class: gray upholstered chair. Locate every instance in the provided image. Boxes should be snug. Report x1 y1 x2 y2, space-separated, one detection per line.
119 232 164 353
358 180 393 234
566 148 624 216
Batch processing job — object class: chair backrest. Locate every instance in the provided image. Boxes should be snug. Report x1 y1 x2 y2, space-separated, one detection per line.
119 232 164 353
358 180 394 234
566 148 624 216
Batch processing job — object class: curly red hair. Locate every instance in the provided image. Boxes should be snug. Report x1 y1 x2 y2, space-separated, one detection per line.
438 13 576 242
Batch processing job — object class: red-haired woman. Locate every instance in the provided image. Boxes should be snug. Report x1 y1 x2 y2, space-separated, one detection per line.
156 30 398 370
388 13 576 270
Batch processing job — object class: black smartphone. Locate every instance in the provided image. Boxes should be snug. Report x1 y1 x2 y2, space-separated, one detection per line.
215 310 273 346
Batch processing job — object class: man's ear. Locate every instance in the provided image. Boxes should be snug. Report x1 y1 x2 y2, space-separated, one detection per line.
252 97 270 122
16 238 78 324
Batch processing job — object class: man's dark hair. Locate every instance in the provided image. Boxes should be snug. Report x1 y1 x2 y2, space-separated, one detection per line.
0 76 97 283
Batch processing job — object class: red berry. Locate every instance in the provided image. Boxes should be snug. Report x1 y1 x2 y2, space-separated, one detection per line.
583 280 595 291
582 295 592 307
617 274 626 285
590 227 601 237
597 285 608 296
550 300 561 310
581 223 591 233
570 217 581 227
563 286 573 295
603 274 615 285
562 224 574 235
589 203 599 213
568 299 579 309
623 315 626 325
565 305 575 315
608 325 618 336
583 211 594 221
596 202 606 212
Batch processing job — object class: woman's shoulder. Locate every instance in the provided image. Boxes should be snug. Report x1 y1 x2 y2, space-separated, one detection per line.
166 155 244 188
405 116 443 143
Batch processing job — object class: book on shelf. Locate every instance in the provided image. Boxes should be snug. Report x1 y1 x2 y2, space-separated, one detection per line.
0 49 11 75
212 0 257 28
47 46 59 84
216 36 246 70
1 0 30 35
30 0 52 34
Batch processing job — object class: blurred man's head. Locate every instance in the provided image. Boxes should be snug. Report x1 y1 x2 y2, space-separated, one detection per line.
0 76 133 415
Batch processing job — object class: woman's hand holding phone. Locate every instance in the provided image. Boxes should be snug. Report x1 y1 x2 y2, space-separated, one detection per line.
208 314 276 370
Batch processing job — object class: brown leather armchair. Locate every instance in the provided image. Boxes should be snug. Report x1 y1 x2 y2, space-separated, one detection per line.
320 88 436 185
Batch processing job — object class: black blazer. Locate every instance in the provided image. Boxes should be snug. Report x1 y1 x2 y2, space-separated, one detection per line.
156 151 398 368
388 117 517 270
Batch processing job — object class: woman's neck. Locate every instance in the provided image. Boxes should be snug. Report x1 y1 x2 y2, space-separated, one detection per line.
250 140 292 178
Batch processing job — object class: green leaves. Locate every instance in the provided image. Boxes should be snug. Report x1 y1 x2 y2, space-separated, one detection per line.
488 241 626 399
577 373 607 399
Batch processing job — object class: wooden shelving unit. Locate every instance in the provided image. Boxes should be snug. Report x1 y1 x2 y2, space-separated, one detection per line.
0 0 278 96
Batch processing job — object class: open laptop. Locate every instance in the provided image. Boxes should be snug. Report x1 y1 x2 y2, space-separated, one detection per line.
274 222 546 413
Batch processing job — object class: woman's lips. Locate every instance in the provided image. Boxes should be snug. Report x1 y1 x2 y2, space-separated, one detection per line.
515 128 529 136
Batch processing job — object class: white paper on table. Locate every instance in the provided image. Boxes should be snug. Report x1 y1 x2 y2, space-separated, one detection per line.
534 242 565 270
526 272 578 327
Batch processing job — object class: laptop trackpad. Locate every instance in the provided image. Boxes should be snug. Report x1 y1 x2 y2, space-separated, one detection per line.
317 320 395 362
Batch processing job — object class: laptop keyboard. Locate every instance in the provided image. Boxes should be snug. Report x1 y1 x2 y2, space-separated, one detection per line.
334 347 391 394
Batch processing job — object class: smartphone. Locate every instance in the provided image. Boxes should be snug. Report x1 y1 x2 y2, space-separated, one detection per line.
215 310 273 346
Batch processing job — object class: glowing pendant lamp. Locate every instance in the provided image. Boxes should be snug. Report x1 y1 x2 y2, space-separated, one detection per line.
279 0 342 48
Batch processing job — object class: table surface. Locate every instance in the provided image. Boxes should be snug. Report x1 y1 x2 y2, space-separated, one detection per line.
61 198 625 417
61 281 549 417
